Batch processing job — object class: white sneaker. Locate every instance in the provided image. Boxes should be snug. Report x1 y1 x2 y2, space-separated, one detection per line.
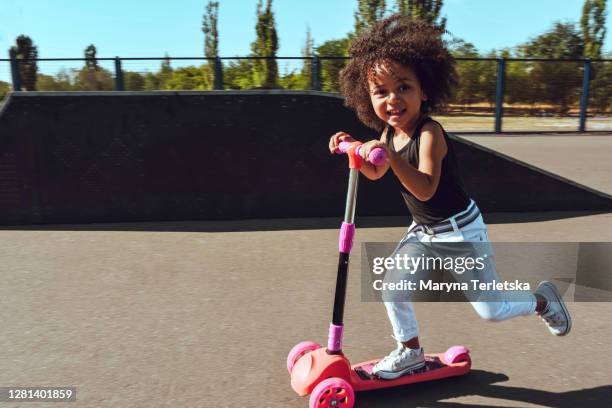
371 343 426 380
536 281 572 336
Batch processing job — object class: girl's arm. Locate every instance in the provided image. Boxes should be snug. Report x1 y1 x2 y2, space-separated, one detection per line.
388 121 447 201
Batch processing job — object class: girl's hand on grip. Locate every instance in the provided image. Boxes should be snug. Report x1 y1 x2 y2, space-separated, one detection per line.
359 140 389 163
329 131 356 153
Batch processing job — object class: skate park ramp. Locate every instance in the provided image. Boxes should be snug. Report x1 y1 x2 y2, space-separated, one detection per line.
457 134 612 197
0 90 611 226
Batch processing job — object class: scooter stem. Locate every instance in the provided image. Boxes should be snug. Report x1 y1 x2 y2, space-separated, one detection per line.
328 142 387 354
328 149 362 353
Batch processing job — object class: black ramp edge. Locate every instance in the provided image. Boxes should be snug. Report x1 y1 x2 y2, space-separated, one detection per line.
449 134 612 212
0 91 610 225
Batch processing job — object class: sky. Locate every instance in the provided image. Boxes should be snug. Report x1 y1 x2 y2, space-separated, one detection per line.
0 0 610 81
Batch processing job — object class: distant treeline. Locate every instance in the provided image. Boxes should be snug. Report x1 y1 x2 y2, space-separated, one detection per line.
3 0 610 113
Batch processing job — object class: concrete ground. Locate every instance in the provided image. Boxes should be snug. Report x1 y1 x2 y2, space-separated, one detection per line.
1 211 612 408
434 116 612 132
1 134 611 407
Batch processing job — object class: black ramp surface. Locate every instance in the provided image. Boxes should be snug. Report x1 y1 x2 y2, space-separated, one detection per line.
0 91 610 225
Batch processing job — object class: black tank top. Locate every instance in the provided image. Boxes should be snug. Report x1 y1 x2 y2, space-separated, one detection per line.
386 117 470 225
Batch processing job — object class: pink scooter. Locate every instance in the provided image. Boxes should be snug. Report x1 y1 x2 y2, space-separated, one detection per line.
287 141 471 408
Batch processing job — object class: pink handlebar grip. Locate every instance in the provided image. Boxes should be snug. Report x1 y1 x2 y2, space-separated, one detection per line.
363 146 388 166
336 141 354 154
336 141 387 166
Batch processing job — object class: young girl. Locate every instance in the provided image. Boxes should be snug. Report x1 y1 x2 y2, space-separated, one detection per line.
328 15 571 380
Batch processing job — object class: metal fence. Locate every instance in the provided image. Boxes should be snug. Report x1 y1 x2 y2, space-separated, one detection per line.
1 53 611 133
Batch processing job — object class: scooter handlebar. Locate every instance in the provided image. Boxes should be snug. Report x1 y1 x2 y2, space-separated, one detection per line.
336 141 388 166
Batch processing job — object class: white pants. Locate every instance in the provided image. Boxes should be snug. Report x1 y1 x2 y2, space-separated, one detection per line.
384 201 537 342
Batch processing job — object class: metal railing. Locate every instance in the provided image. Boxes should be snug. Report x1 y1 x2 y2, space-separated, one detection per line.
2 52 611 133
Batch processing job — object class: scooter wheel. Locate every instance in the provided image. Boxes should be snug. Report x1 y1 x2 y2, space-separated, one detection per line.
309 377 354 408
287 341 321 373
442 345 470 365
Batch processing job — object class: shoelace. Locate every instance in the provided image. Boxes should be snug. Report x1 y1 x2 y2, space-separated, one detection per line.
379 345 404 365
379 336 407 362
541 309 564 327
392 349 420 370
379 336 423 368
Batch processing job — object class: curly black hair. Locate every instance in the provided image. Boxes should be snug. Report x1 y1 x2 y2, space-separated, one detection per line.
340 14 458 131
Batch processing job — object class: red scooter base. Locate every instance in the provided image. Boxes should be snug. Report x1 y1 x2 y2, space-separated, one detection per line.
288 343 470 407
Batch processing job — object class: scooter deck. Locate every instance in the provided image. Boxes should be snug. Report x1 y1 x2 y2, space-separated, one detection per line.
350 352 471 392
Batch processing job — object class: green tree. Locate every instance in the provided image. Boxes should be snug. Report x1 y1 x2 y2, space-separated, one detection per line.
276 28 313 90
143 73 160 90
590 53 612 112
36 69 75 91
202 1 219 58
53 68 78 90
251 0 279 88
505 60 536 108
316 38 350 93
518 22 585 113
165 65 213 90
10 35 38 91
159 55 174 87
478 50 498 109
75 68 114 91
201 0 219 88
494 48 537 109
278 67 303 89
75 44 113 90
85 44 99 70
143 54 174 90
354 0 386 34
37 74 64 91
519 22 584 58
223 59 255 89
395 0 446 30
450 40 482 106
450 41 499 110
300 27 315 89
124 71 145 91
581 0 607 59
0 81 10 99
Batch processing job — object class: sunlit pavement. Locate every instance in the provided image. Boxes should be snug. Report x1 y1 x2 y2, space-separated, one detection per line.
1 210 611 407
